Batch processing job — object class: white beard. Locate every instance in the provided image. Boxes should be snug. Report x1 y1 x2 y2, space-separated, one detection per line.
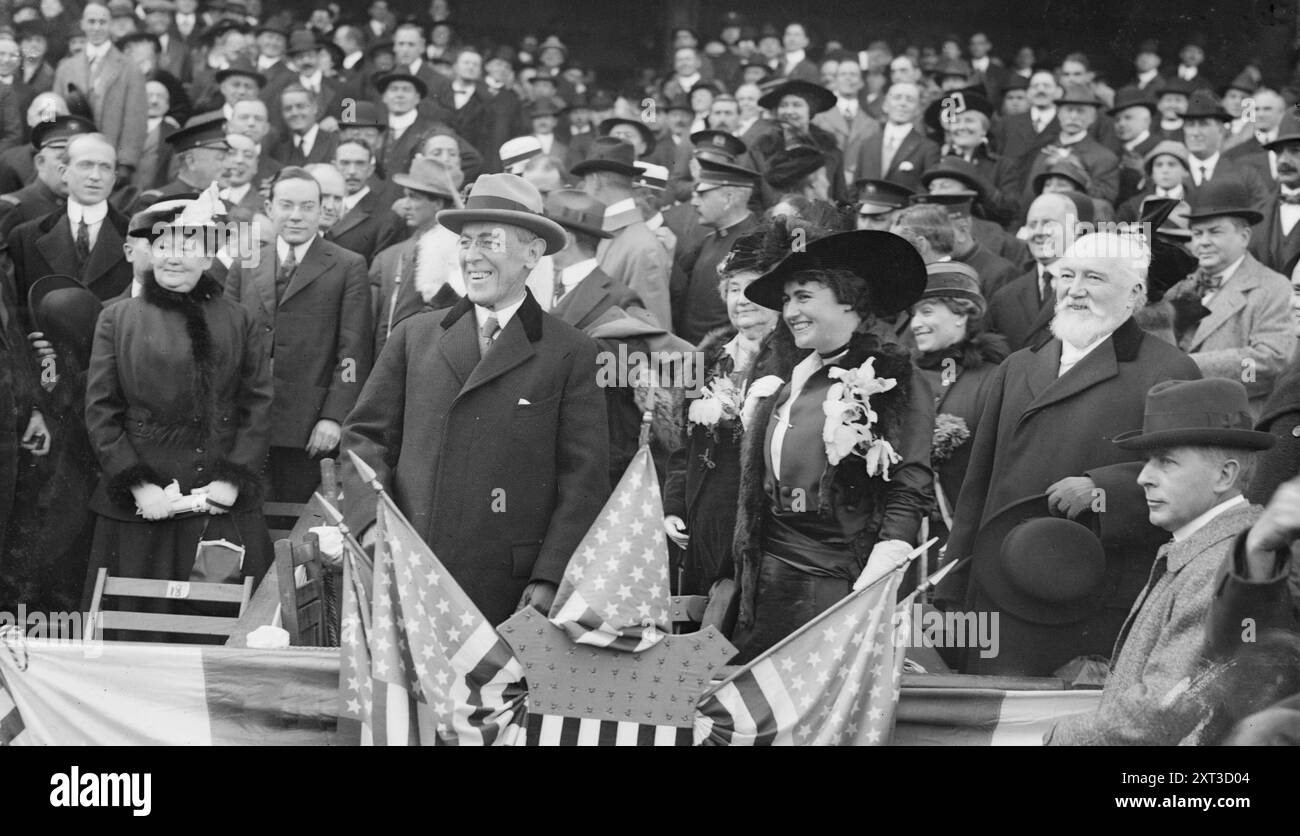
1051 304 1124 349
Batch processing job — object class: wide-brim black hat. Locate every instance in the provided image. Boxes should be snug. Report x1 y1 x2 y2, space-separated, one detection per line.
743 230 926 316
969 495 1109 625
923 89 994 136
1184 178 1263 225
215 65 267 88
28 274 102 369
1113 378 1276 451
569 136 642 178
596 117 657 155
757 79 836 115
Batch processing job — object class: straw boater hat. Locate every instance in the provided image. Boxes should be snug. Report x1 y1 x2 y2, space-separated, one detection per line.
744 229 927 315
499 136 543 172
436 173 567 255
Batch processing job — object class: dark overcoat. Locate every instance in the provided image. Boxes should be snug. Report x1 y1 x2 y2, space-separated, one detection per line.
339 291 611 626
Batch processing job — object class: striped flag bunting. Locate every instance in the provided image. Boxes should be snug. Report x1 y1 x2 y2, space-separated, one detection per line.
351 493 528 746
892 686 1101 745
694 567 910 745
549 445 671 653
524 712 694 746
337 525 376 745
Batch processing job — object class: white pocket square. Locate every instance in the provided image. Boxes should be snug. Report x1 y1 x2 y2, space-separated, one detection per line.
517 398 531 405
899 161 915 171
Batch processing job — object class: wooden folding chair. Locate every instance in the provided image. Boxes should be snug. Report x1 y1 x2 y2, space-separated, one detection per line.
86 569 255 641
669 595 708 633
275 533 326 646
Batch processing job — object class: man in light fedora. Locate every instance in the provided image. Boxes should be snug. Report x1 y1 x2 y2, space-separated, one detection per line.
340 173 610 624
1048 378 1273 745
1161 178 1294 416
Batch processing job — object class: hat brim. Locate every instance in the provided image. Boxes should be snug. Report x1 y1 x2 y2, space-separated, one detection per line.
1184 208 1264 225
215 69 267 87
598 119 657 155
376 74 428 98
568 158 641 179
436 209 568 256
391 173 456 202
1033 171 1087 193
969 495 1108 625
757 85 836 114
1113 427 1276 451
742 230 926 315
544 215 612 238
1107 100 1160 118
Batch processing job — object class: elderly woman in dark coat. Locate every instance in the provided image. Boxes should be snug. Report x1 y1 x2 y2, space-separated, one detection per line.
82 198 274 609
662 227 781 596
909 261 1008 543
729 230 935 662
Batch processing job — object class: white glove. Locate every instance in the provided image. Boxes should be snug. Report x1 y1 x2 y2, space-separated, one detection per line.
132 483 172 521
854 539 913 590
204 480 239 513
308 525 345 567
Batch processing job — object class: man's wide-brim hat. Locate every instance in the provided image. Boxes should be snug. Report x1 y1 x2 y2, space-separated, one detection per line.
1114 379 1276 451
392 158 459 202
543 188 612 238
215 60 267 89
569 136 641 178
27 274 102 370
743 230 927 316
339 100 386 129
376 72 428 98
923 89 994 136
969 494 1109 625
1185 178 1263 225
596 117 657 155
757 79 836 114
437 173 567 255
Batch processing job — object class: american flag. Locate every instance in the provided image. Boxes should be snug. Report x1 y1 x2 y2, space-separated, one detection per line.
337 529 375 745
549 445 671 652
694 568 912 746
340 494 528 746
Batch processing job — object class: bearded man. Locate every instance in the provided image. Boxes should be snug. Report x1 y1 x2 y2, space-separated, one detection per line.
937 232 1202 677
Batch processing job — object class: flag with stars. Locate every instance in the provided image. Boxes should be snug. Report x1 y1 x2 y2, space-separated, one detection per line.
350 494 528 746
693 568 911 746
337 530 375 745
548 445 671 653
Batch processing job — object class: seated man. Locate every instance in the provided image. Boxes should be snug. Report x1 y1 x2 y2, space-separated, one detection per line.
1047 378 1273 745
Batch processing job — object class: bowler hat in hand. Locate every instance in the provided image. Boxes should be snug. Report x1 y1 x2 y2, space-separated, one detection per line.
28 274 102 370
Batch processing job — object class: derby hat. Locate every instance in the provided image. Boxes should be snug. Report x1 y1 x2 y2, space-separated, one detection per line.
1056 82 1102 108
743 229 927 315
934 58 973 80
1107 87 1160 118
338 100 386 129
597 117 657 155
437 173 567 255
543 189 612 238
1157 77 1199 100
970 494 1109 625
1262 116 1300 152
27 275 102 370
569 136 641 178
392 158 460 202
527 97 563 119
1182 89 1231 122
1185 178 1263 225
215 59 267 89
923 89 994 136
1114 379 1276 451
253 21 290 39
286 28 319 55
757 79 836 115
375 72 428 98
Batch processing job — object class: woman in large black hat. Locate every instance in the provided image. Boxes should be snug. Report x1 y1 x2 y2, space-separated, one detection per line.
81 193 274 629
729 229 935 661
750 79 848 207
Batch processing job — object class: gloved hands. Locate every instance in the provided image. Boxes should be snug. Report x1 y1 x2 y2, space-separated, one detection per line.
132 483 172 521
204 480 239 513
517 580 557 615
854 539 913 591
308 525 345 568
663 515 690 549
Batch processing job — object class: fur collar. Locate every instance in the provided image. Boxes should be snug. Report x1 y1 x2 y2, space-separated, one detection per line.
917 330 1009 371
440 287 545 342
140 271 223 308
140 269 218 438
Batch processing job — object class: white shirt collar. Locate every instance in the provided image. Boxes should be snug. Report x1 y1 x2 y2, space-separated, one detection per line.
1172 495 1247 543
343 51 363 69
1193 151 1220 174
342 185 370 213
972 56 989 72
884 121 911 138
785 49 806 66
84 41 111 62
1137 68 1159 84
389 109 418 132
1210 253 1247 285
1124 130 1151 150
535 133 554 153
220 182 252 204
560 257 598 291
644 212 664 231
68 200 108 225
257 54 281 71
147 115 164 134
605 197 636 216
1058 332 1107 377
1031 105 1056 119
295 122 320 147
276 234 316 266
474 293 527 331
299 69 323 88
677 71 700 89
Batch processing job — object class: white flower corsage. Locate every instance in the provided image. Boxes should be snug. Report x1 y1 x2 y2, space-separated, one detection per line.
687 375 743 429
821 357 901 477
740 375 786 431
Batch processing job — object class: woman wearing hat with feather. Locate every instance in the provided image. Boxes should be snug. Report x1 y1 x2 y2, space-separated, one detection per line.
909 261 1008 545
728 229 935 661
81 192 273 619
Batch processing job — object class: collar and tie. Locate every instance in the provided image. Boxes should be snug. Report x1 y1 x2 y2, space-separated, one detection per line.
1192 268 1225 299
479 314 500 357
1280 188 1300 205
1194 160 1211 186
276 247 298 305
1039 269 1055 307
75 218 90 264
551 265 566 308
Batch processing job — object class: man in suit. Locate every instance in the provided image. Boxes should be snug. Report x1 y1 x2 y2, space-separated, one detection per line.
538 189 640 327
1019 83 1121 207
1107 88 1162 206
992 69 1062 175
52 2 147 180
1162 181 1295 416
912 192 1018 297
142 0 190 83
938 231 1202 676
7 133 133 322
272 84 338 166
134 79 178 191
224 166 372 502
131 114 230 213
251 23 293 92
0 33 26 153
329 138 404 262
989 191 1092 351
1223 88 1287 185
968 31 1010 107
1181 90 1271 211
526 98 568 177
375 71 438 179
339 173 610 625
1249 128 1300 274
263 29 342 140
0 115 91 244
370 158 463 357
573 137 673 332
218 132 267 224
660 46 709 101
855 82 939 194
428 47 493 169
390 22 452 122
673 158 759 344
1116 42 1166 99
776 22 820 83
813 57 879 185
1047 378 1270 745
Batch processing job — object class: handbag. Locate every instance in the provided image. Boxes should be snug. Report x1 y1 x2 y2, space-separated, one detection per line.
190 517 246 585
